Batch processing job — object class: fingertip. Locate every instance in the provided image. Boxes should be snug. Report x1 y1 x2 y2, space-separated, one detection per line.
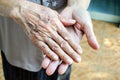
60 17 76 26
76 47 83 54
93 42 99 50
76 57 82 63
46 70 53 76
46 68 55 76
94 42 100 50
46 60 59 76
66 58 73 64
53 55 59 61
58 64 69 75
88 36 99 50
68 19 76 24
42 57 51 69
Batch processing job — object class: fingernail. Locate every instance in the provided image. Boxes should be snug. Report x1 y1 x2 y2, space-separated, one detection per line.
77 49 82 54
53 55 58 60
69 19 76 23
96 41 100 49
67 59 73 64
76 57 81 62
61 17 66 21
91 36 99 50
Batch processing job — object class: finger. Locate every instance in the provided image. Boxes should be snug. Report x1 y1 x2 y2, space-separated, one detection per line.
58 63 69 75
49 20 82 55
25 11 81 61
58 29 82 55
37 41 59 60
44 29 81 63
55 35 81 62
25 12 78 63
44 37 73 64
56 20 82 54
83 21 99 50
42 56 51 69
60 16 76 27
67 26 83 44
46 60 59 76
48 29 82 62
73 11 99 50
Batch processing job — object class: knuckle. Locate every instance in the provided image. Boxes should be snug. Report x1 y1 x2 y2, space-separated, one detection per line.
30 33 37 41
49 17 56 24
40 43 46 50
52 45 59 51
44 37 49 42
49 52 54 57
44 37 52 43
60 41 68 48
32 38 38 44
69 52 74 55
64 37 70 41
60 54 65 60
41 45 46 50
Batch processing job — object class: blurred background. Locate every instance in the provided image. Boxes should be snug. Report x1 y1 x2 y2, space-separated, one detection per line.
0 0 120 80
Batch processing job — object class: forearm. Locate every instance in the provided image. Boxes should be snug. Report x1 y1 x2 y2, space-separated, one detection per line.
67 0 91 10
0 0 26 17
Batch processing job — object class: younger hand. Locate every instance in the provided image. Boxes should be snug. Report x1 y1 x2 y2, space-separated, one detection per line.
61 6 99 49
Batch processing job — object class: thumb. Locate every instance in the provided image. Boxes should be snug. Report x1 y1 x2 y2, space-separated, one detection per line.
73 10 99 49
60 16 76 27
83 22 99 50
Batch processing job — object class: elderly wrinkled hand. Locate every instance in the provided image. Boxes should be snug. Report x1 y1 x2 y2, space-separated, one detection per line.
10 1 82 64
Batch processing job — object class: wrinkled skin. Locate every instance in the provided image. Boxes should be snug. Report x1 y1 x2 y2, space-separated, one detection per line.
10 1 82 64
42 6 99 76
42 25 82 75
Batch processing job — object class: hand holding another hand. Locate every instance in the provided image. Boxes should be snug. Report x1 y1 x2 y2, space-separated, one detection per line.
10 1 82 64
42 5 99 76
42 25 83 76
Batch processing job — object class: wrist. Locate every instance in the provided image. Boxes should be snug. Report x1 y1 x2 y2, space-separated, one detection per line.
10 0 27 17
0 0 27 17
67 0 91 10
